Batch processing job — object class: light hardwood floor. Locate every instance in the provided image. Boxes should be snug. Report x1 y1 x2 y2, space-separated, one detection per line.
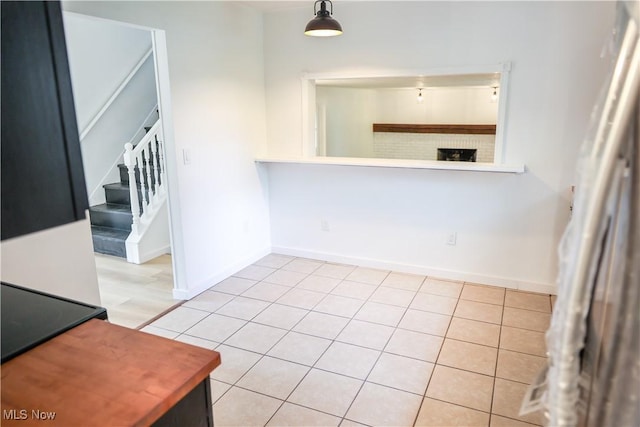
95 253 181 329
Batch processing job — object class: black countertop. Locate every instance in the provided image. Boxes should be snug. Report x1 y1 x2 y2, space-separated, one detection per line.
1 282 107 363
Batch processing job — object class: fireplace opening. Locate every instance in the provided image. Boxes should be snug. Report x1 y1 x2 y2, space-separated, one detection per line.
437 148 477 162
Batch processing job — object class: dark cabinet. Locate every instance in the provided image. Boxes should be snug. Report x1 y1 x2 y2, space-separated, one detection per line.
0 282 108 363
1 1 88 241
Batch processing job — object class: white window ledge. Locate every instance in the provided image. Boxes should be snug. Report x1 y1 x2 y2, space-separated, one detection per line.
255 157 525 173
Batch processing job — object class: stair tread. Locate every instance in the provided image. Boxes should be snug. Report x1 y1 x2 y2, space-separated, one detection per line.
89 203 132 214
103 182 142 190
103 182 129 190
91 226 130 240
91 226 127 258
118 159 155 167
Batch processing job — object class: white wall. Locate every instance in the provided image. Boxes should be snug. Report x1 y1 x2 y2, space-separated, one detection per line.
1 218 101 306
374 87 498 125
263 1 615 292
126 202 171 264
317 87 377 157
79 57 158 205
63 1 272 299
63 12 152 132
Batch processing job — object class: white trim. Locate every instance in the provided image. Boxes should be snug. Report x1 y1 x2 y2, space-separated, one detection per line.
493 63 511 164
272 245 557 295
79 49 153 141
125 190 168 263
256 156 525 173
300 78 315 157
152 30 185 299
64 11 183 299
301 63 507 81
316 104 327 156
172 246 271 300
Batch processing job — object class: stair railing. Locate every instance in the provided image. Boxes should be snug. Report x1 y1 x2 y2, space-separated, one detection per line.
123 120 165 235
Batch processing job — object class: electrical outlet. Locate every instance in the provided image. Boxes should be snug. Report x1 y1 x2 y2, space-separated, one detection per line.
446 232 457 245
321 219 330 232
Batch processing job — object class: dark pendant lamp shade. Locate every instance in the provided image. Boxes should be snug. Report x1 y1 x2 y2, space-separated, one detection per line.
305 0 343 37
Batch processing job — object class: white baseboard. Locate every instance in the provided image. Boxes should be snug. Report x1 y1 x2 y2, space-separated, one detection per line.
137 245 171 264
272 245 557 295
172 246 272 300
126 243 170 264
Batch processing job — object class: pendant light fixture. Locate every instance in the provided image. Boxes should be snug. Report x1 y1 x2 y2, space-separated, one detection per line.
417 88 424 103
491 86 499 102
305 0 343 37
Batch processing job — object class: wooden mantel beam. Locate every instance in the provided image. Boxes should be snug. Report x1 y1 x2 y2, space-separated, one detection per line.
373 124 496 135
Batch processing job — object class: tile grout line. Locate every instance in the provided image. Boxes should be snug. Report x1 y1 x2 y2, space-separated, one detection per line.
202 258 324 349
317 268 394 424
159 254 546 426
209 329 543 386
412 277 462 426
330 270 398 425
341 272 445 424
148 297 551 361
411 394 546 425
236 258 362 425
189 290 551 338
488 300 507 425
208 264 311 400
214 257 327 424
262 275 364 425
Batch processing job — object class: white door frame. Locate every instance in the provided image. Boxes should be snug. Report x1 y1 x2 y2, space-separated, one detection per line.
63 12 186 298
150 29 187 299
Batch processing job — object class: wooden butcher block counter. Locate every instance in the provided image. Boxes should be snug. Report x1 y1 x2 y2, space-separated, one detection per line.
1 319 221 426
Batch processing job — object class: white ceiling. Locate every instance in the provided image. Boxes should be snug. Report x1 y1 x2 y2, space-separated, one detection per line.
239 2 502 90
240 1 307 12
241 0 378 12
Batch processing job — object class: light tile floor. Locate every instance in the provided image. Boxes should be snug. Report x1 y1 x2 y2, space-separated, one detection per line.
143 253 551 427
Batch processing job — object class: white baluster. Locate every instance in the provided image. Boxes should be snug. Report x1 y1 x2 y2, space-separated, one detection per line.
153 135 164 195
157 130 166 195
147 135 157 201
152 134 162 197
137 151 148 214
124 143 140 234
144 143 155 211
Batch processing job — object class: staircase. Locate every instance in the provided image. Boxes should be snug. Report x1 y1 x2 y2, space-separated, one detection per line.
90 122 165 259
89 159 139 257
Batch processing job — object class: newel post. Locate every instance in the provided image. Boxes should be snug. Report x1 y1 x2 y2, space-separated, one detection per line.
124 143 140 234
